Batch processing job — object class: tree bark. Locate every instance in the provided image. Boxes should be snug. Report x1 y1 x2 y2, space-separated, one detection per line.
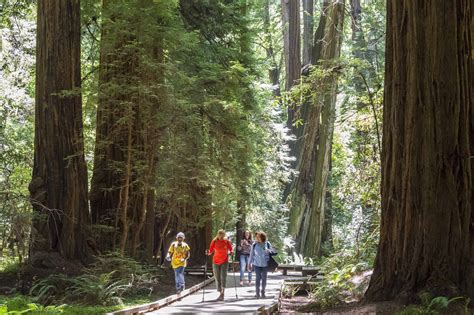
365 0 473 301
302 0 314 66
281 0 301 156
29 0 90 259
282 0 301 92
90 0 163 257
288 0 344 257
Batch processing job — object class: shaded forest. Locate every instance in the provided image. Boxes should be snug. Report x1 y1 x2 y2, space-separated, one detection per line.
0 0 472 314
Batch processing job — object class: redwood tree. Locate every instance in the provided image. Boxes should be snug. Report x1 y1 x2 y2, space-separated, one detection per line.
29 0 90 259
365 0 473 301
89 0 163 258
282 0 302 163
288 0 345 257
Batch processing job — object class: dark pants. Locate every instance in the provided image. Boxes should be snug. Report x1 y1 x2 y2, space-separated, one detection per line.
254 266 268 295
212 262 228 292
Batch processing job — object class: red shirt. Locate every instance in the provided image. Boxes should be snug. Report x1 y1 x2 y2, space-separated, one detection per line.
209 239 233 265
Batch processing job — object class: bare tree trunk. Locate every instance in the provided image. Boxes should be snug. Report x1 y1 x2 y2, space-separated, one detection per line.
29 0 90 260
288 0 344 257
365 0 473 301
282 0 301 92
321 145 333 251
302 0 314 65
282 0 302 153
119 122 133 256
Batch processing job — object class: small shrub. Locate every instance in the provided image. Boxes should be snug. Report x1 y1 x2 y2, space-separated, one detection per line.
0 295 31 312
397 294 467 315
0 257 21 275
29 274 72 305
306 248 373 309
65 271 131 306
281 284 300 298
29 271 131 306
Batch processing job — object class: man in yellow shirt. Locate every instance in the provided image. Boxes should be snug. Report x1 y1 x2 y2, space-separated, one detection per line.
166 232 190 293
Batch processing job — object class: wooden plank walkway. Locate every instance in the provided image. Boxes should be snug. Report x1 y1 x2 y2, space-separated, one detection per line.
147 271 284 314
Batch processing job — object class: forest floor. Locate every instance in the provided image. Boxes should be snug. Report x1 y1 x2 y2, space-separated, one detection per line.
0 253 203 314
279 295 404 314
279 294 472 314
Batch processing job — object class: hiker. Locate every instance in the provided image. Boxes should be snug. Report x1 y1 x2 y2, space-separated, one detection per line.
237 230 253 286
166 232 190 294
206 229 233 301
248 231 275 298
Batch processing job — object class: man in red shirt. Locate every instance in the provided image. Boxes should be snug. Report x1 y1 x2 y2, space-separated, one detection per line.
206 229 233 301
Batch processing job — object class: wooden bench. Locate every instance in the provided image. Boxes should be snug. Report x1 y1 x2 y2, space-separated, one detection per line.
282 275 324 292
184 266 213 276
184 261 239 276
301 266 320 276
277 264 302 275
278 264 320 276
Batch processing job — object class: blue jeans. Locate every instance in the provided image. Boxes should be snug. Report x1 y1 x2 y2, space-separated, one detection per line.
174 266 185 291
239 254 252 282
254 266 268 295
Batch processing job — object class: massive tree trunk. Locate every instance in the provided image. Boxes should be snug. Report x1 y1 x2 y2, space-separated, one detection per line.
29 0 90 259
282 0 303 164
302 0 314 66
90 0 162 258
288 0 344 257
365 0 473 301
282 0 301 92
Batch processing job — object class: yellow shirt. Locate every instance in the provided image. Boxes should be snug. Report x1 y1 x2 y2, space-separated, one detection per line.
168 241 190 269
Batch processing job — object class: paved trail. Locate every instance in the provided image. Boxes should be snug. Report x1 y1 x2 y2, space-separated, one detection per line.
148 271 284 314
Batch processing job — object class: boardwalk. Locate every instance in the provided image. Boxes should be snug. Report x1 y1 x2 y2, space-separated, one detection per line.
147 271 284 314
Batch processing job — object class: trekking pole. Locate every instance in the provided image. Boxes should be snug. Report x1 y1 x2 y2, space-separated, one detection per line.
202 253 208 302
232 254 238 299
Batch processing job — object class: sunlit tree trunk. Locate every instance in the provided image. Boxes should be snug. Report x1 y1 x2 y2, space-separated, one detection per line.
365 0 473 301
282 0 303 168
282 0 301 92
29 0 90 259
288 0 344 257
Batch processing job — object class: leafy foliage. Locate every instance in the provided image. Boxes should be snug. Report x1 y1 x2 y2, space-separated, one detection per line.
0 1 35 265
307 248 372 309
28 254 161 306
397 294 468 315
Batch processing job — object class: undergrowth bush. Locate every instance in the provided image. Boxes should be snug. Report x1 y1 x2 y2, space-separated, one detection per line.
397 294 469 315
29 253 162 306
0 295 122 314
308 248 373 309
0 257 21 275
